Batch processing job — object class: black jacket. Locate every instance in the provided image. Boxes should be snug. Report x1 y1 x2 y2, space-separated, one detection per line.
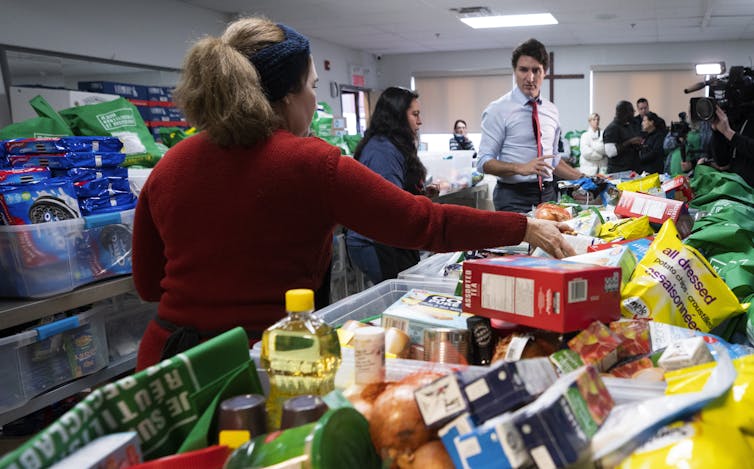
639 129 668 174
711 117 754 187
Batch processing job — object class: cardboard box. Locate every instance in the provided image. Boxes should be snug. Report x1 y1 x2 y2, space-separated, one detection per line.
462 357 558 423
443 412 531 469
587 237 653 263
514 366 613 469
381 288 471 346
661 175 694 202
614 190 693 237
146 86 174 103
461 256 621 333
78 81 149 101
563 244 636 287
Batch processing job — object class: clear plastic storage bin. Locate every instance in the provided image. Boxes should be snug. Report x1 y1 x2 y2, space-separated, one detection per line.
0 307 108 413
103 293 157 363
397 252 460 286
315 278 458 327
0 209 135 298
418 150 475 195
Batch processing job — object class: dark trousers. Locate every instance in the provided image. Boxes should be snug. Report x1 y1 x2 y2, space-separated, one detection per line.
493 180 557 213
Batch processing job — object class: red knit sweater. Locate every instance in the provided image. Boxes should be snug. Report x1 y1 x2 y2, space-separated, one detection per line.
132 130 527 368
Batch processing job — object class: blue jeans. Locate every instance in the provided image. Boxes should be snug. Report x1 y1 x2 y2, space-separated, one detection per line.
345 237 382 285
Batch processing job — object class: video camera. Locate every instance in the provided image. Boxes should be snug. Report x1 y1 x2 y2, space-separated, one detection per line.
669 112 691 141
685 66 754 122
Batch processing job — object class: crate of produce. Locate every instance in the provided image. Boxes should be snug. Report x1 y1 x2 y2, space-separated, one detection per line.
103 293 157 363
0 209 135 298
0 307 108 413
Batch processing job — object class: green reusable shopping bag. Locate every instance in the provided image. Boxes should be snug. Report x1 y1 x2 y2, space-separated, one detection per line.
689 164 754 208
310 102 334 138
0 95 73 139
0 328 262 468
58 97 165 167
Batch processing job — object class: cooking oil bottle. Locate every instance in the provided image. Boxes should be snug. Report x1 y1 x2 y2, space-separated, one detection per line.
261 288 341 430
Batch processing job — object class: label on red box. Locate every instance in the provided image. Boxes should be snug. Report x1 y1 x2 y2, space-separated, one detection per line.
614 191 693 237
462 256 621 333
661 175 694 202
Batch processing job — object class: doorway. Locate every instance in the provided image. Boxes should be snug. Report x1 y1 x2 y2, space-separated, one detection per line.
339 85 370 135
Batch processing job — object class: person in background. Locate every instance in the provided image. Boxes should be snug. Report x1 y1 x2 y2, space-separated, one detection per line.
638 111 667 174
449 119 475 152
477 38 583 213
345 87 432 284
604 100 643 174
579 113 608 175
664 119 712 175
708 104 754 186
131 17 577 370
633 97 666 136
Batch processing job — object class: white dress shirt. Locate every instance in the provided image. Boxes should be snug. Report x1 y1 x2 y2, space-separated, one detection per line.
476 86 561 184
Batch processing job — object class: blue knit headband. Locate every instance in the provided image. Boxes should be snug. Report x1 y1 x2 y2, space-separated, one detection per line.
249 23 311 102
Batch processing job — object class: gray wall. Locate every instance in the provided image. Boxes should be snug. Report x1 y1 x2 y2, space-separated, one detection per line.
376 40 754 133
0 0 378 127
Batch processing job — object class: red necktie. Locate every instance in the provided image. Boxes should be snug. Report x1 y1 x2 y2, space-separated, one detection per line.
529 100 543 191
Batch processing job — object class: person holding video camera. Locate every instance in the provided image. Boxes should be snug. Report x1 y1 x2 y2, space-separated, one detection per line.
709 105 754 187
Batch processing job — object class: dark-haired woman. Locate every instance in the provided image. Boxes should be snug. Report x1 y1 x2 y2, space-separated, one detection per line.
345 87 430 284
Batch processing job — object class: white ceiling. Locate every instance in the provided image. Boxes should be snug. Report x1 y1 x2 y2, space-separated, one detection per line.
180 0 754 55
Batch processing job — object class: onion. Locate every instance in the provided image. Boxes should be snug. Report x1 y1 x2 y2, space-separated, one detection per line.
370 384 433 456
534 203 572 221
395 441 454 469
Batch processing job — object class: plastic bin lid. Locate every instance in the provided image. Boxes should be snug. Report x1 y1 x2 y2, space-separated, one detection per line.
130 445 230 469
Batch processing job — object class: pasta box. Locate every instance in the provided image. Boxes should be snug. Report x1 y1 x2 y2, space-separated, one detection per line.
461 256 621 333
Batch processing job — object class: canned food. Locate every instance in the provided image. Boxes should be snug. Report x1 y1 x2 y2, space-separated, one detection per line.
423 328 469 364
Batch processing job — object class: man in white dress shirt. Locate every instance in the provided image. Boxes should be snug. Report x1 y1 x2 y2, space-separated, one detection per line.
477 38 583 213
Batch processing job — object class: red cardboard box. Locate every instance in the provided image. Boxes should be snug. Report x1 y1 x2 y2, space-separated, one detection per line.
661 175 694 202
614 190 693 237
461 256 621 333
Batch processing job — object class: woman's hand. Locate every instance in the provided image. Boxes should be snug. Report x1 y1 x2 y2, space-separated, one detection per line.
523 218 577 259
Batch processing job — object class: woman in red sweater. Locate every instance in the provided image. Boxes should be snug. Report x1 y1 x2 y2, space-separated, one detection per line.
132 17 576 370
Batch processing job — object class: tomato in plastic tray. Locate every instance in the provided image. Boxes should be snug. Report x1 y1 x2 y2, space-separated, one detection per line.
609 320 651 359
567 321 622 372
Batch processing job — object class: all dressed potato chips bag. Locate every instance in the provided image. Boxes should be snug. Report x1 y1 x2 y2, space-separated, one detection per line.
617 419 754 469
666 354 754 435
621 219 744 332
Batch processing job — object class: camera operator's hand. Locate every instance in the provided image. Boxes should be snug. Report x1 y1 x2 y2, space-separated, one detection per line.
712 105 736 140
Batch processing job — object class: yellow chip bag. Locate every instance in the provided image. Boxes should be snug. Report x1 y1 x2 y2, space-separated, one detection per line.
620 219 745 331
599 215 655 243
618 419 754 469
667 354 754 435
616 173 661 193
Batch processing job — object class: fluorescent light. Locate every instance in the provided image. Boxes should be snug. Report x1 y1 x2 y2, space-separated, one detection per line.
695 62 725 75
460 13 558 29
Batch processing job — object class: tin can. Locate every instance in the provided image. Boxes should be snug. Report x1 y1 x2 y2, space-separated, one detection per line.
423 328 469 364
218 394 267 437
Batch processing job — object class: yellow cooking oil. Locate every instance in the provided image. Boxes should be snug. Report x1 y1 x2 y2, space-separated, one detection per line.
261 288 341 430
